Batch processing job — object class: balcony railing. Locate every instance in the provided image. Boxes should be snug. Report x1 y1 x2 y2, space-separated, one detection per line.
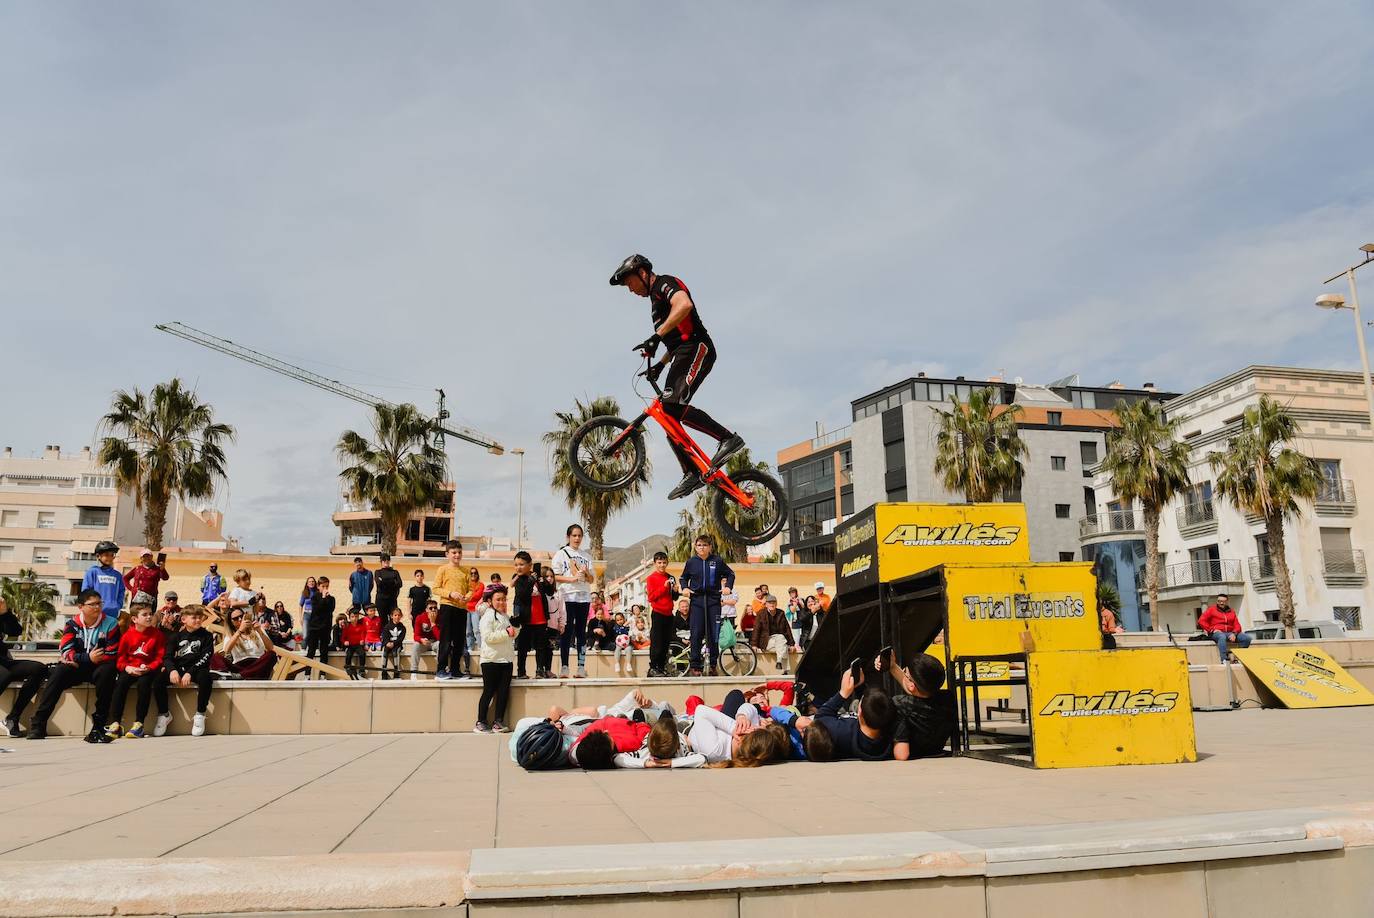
1248 555 1276 586
1322 549 1367 585
1139 559 1244 591
338 534 382 546
1175 500 1216 532
1079 510 1139 538
1315 479 1357 516
812 426 851 450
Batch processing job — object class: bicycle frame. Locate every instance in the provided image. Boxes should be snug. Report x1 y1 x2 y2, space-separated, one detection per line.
606 363 756 509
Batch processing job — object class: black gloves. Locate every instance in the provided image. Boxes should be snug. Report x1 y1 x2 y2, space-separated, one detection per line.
646 361 665 383
633 334 662 356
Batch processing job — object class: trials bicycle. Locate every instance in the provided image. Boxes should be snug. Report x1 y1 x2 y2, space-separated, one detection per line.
567 356 788 545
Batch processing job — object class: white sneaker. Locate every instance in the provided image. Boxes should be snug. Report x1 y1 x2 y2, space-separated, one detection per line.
153 714 172 737
191 713 206 737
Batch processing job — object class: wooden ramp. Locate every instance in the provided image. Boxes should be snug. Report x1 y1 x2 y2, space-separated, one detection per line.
270 645 351 681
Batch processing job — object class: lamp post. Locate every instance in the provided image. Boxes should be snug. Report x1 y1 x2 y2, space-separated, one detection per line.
1317 243 1374 439
510 448 526 548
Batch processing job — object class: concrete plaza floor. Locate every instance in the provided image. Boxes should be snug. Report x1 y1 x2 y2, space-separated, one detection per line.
1 707 1370 862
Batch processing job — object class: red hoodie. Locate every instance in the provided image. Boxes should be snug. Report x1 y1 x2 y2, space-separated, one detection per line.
364 613 383 644
117 626 166 673
342 620 367 647
569 716 651 761
646 571 675 616
1198 605 1243 635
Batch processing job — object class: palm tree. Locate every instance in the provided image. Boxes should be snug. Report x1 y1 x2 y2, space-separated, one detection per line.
98 379 235 551
1 569 60 640
337 403 447 557
668 508 697 562
543 396 652 580
1210 395 1322 637
931 388 1027 502
1100 399 1191 626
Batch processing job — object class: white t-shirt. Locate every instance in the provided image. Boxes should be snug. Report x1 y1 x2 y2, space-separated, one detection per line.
226 629 268 664
686 702 761 764
552 545 594 604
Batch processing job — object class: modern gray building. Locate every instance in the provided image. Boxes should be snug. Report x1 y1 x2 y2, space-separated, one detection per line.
778 373 1175 624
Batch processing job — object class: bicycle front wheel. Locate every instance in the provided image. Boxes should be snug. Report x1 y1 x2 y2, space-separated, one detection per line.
567 416 647 492
666 641 690 677
712 469 788 545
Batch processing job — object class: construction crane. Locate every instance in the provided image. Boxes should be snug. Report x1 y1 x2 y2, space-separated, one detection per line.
155 321 503 455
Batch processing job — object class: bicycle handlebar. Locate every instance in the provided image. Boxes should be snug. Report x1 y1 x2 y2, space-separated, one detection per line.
635 354 664 397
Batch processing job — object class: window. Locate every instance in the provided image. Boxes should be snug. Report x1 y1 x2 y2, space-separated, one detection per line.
887 487 908 502
787 456 835 501
1079 441 1098 467
1334 607 1363 631
841 489 854 516
0 510 17 528
1262 610 1281 623
76 507 111 527
1058 552 1076 562
36 511 55 529
79 474 114 489
0 545 13 561
32 546 52 564
1051 456 1067 471
1047 411 1062 426
910 381 927 401
884 441 905 471
839 448 852 472
1055 504 1071 519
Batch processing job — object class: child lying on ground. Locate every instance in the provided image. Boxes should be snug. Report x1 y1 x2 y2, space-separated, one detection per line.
682 689 789 767
613 711 706 769
509 689 678 770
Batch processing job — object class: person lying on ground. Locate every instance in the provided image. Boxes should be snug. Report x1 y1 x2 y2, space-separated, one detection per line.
547 687 676 724
804 666 895 762
681 689 788 767
613 711 707 769
874 649 956 761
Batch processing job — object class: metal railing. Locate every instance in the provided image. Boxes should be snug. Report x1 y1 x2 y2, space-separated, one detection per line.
811 426 851 450
338 534 382 546
1316 478 1356 504
1322 549 1367 576
1079 510 1139 537
1175 500 1216 529
1160 559 1243 588
1248 555 1275 582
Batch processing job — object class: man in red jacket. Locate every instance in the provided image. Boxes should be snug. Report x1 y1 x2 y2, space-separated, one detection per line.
644 551 678 677
1198 593 1251 661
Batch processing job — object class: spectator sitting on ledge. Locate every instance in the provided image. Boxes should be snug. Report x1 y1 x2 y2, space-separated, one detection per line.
1198 593 1251 661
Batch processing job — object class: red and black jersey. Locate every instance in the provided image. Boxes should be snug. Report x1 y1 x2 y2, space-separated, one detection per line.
650 274 711 349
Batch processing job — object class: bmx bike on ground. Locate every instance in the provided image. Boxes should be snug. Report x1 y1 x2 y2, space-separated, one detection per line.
566 356 788 546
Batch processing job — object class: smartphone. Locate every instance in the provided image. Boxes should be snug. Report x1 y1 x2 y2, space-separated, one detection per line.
156 552 167 564
532 562 542 576
849 658 863 681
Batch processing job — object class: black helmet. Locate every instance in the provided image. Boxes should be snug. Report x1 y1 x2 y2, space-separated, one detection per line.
94 540 119 555
516 721 567 770
609 254 652 286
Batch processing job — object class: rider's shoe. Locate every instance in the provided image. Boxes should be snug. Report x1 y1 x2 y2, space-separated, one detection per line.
667 472 706 501
705 433 745 475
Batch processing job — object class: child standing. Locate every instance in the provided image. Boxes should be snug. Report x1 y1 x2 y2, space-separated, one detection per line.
107 600 169 739
475 589 515 733
382 609 407 680
165 605 217 737
510 552 547 680
306 577 336 667
432 540 472 681
611 611 634 676
644 551 677 677
342 608 367 679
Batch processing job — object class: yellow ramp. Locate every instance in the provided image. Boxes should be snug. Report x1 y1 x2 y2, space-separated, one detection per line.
1233 646 1374 708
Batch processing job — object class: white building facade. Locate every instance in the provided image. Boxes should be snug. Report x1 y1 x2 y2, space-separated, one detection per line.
1083 366 1373 636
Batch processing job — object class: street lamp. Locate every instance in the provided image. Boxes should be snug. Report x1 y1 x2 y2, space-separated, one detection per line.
1318 244 1374 439
510 448 526 549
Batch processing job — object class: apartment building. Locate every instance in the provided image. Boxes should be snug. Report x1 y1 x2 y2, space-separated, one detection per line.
0 445 234 612
1084 366 1374 635
331 483 472 558
778 373 1174 574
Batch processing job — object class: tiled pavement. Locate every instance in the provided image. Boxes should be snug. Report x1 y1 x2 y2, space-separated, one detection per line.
1 707 1371 861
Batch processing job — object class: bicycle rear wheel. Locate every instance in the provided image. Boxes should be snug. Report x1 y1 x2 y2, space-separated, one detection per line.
567 416 647 492
712 469 788 546
718 642 757 677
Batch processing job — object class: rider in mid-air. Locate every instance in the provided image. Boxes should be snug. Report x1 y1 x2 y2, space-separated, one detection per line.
610 254 745 500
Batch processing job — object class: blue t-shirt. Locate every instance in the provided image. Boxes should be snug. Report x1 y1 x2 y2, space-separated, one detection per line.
82 564 126 616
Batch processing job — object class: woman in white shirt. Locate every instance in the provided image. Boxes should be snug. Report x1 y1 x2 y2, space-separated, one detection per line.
221 597 276 680
552 524 595 678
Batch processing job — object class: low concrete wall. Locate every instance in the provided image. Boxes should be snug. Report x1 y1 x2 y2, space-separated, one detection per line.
0 675 779 737
5 804 1373 917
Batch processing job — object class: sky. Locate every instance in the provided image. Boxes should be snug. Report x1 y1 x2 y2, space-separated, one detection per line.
4 2 1374 555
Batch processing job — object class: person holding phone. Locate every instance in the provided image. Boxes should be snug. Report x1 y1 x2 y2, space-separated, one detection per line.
123 550 170 612
552 524 595 678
